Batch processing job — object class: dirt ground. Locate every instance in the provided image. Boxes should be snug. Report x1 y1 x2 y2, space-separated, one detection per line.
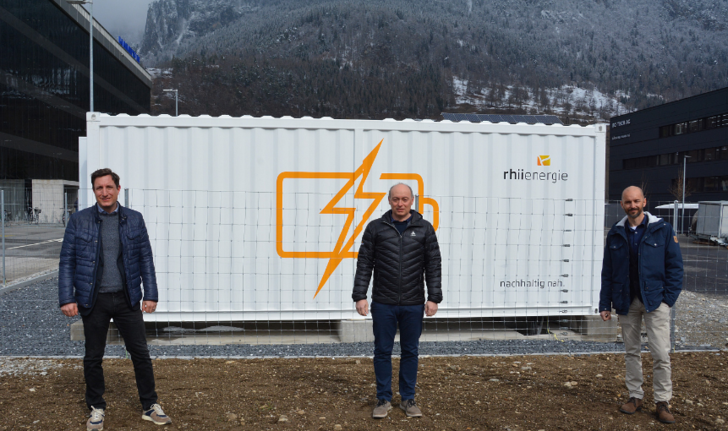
1 352 726 430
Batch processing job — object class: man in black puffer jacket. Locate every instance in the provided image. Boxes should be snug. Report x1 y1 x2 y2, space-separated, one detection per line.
353 183 442 419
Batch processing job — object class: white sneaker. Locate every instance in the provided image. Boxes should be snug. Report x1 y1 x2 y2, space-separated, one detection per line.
142 403 172 425
87 407 105 431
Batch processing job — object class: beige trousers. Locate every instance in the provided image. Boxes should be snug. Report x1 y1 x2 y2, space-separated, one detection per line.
619 300 672 402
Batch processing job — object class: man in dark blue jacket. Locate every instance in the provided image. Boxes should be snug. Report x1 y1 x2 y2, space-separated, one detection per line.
600 186 683 424
59 168 172 430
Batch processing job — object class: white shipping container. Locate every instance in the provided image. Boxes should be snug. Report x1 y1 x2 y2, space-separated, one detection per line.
696 201 728 238
81 113 607 322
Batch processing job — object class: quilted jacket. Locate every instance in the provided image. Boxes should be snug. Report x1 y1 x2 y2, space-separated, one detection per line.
353 210 442 305
58 204 158 315
599 212 683 315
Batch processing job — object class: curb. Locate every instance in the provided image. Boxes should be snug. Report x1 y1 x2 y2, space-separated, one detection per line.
0 270 58 295
0 349 721 361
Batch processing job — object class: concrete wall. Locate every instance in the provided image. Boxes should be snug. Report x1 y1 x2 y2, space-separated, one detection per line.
31 180 79 223
0 180 26 221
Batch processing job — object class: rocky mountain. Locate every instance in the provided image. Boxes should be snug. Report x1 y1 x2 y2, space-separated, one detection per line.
141 0 728 119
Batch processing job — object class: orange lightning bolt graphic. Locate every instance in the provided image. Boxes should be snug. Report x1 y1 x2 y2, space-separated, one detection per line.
313 141 386 298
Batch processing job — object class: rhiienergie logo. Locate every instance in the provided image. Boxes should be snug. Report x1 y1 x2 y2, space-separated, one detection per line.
502 155 569 183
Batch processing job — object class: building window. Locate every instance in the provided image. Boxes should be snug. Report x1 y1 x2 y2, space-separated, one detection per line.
674 122 688 135
659 125 673 138
704 147 717 161
720 146 728 160
706 116 718 129
623 145 728 170
671 175 728 192
658 111 728 137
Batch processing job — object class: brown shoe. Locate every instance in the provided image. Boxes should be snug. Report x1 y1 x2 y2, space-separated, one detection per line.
399 399 422 418
619 397 643 414
656 401 675 424
372 399 391 419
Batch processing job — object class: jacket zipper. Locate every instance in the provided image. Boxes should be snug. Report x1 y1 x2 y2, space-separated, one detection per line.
613 221 659 306
384 217 418 305
89 218 102 308
118 212 132 308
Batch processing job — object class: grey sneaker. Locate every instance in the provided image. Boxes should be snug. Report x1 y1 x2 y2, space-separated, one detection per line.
400 399 422 418
142 403 172 425
87 407 105 431
372 399 392 418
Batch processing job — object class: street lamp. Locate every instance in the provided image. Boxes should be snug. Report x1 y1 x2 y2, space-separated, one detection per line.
67 0 94 112
681 154 691 234
163 89 178 116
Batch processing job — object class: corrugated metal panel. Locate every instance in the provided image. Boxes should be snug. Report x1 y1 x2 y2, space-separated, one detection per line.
82 113 607 321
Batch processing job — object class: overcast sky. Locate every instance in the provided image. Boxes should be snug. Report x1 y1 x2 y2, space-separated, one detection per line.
89 0 155 45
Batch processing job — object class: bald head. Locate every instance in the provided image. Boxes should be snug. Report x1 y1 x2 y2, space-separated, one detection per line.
388 183 414 200
621 186 645 202
620 186 647 224
388 183 415 221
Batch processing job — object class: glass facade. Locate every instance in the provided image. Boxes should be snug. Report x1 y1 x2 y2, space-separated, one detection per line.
0 0 151 181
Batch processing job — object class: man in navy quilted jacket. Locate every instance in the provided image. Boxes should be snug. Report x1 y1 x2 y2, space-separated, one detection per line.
353 183 442 419
59 168 172 430
600 186 683 424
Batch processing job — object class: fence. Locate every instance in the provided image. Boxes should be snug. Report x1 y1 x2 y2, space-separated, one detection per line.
0 185 76 287
1 191 726 352
627 201 728 350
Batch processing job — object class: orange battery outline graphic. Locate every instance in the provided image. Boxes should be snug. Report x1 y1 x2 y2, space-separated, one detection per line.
276 141 439 298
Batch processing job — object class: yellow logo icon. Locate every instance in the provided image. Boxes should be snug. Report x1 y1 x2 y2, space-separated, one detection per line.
537 155 551 166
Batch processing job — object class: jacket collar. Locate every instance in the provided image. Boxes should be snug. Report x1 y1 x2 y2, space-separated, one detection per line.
93 203 126 221
611 211 663 240
615 211 661 228
382 209 423 226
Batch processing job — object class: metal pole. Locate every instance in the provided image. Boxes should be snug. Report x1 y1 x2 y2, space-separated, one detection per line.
64 192 68 226
673 200 678 232
1 190 5 286
670 302 676 352
124 188 129 207
671 199 678 351
414 194 420 214
681 156 687 234
89 0 94 112
163 89 179 116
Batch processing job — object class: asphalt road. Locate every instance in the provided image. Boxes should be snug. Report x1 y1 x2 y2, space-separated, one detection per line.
1 224 65 283
678 235 728 295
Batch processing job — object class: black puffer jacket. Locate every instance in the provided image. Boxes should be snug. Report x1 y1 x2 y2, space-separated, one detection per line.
353 210 442 305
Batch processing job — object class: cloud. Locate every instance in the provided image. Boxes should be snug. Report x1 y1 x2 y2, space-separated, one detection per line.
90 0 155 44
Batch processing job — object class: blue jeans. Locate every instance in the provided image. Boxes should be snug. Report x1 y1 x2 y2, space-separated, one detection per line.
82 292 157 410
371 301 424 401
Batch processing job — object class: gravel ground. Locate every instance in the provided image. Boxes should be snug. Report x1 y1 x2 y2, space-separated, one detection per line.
0 278 722 358
674 289 728 349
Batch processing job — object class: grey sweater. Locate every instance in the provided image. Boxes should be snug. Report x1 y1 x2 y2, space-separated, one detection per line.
98 212 123 293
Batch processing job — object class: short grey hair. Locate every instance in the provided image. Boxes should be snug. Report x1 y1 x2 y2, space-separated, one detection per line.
388 183 414 199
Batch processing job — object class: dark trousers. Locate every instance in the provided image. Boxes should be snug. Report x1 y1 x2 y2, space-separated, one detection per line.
82 292 157 410
371 301 424 401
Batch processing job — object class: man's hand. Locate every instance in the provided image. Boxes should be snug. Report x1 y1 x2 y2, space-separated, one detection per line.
142 301 157 313
356 299 369 316
60 303 78 317
600 310 611 321
425 301 438 317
